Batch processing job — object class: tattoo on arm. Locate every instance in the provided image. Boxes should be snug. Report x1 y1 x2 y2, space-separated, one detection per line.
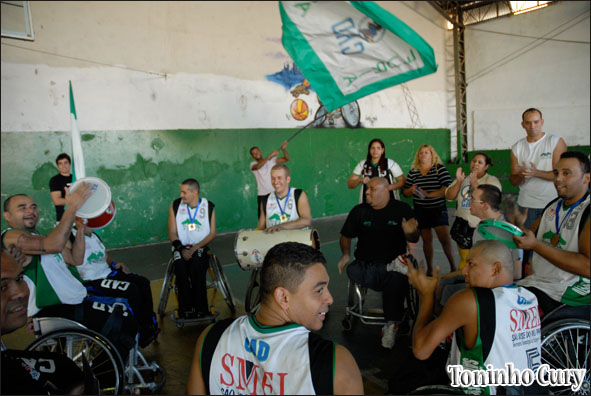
17 233 46 253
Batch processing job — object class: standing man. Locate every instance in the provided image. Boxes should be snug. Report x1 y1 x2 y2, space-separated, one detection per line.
516 151 590 314
337 177 420 349
409 240 541 395
250 141 290 220
510 108 567 266
257 163 311 233
186 242 363 395
168 178 216 319
49 153 73 222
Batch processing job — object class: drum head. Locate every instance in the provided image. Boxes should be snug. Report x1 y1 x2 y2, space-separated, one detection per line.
69 177 112 218
477 219 524 249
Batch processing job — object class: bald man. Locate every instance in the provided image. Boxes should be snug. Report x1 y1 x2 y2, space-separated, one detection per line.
337 177 419 349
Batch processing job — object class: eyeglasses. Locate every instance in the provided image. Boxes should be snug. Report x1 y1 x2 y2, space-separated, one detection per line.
467 194 485 204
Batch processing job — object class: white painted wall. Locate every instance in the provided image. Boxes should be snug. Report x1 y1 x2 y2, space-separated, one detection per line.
1 1 450 133
465 1 590 150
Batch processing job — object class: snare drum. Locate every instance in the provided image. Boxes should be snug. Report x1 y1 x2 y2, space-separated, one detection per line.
69 177 116 229
234 228 320 270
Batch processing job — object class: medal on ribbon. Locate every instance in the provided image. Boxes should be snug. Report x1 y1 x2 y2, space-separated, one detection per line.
187 199 201 232
275 188 291 224
553 195 585 247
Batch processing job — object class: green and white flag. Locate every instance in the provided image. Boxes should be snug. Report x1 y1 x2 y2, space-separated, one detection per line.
69 81 86 180
280 1 437 112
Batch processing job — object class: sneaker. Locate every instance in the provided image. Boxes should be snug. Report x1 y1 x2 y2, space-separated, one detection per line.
381 322 399 349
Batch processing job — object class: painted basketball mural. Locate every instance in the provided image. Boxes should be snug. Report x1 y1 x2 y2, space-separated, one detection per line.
290 98 309 121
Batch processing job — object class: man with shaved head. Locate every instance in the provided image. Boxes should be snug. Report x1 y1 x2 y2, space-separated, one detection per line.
337 177 420 349
409 240 542 395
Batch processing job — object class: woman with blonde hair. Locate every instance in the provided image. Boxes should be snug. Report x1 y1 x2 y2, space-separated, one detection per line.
402 145 456 275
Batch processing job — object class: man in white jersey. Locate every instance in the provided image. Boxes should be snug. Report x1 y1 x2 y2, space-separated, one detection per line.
186 242 363 395
257 163 311 233
516 151 590 315
2 189 139 355
250 141 290 220
510 108 567 269
409 240 541 395
168 178 217 319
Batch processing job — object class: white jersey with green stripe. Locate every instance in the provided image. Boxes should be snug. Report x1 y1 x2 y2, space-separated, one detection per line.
208 315 317 395
1 228 86 316
447 286 541 395
519 194 590 305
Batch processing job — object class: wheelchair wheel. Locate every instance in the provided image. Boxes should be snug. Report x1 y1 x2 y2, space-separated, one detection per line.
209 254 236 315
26 328 125 395
245 269 261 315
541 318 590 395
158 258 175 317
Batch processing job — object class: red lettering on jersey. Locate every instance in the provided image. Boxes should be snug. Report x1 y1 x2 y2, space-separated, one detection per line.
220 353 234 386
261 372 273 394
277 372 288 395
236 356 259 394
509 307 541 332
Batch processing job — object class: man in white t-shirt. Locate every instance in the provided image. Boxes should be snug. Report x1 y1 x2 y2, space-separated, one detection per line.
250 141 290 220
510 108 567 230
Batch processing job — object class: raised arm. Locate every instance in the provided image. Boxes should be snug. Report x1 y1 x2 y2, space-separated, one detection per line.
276 141 290 164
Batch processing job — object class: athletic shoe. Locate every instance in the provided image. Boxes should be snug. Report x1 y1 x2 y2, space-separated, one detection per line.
381 322 399 349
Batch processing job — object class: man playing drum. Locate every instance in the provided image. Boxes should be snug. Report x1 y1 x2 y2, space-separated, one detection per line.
257 164 312 233
187 242 363 395
168 178 217 319
1 188 139 355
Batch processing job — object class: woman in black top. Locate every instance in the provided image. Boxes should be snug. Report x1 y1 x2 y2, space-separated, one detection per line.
402 145 456 275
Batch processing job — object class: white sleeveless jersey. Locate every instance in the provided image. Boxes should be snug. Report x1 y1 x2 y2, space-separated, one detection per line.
450 174 502 228
71 229 111 281
448 286 541 395
511 134 560 208
175 198 211 246
519 195 590 305
265 188 300 228
208 315 317 395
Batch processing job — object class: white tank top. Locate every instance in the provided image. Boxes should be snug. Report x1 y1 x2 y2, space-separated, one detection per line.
450 174 502 227
519 194 590 305
251 157 277 196
71 229 112 281
175 198 211 246
265 188 300 228
208 315 317 395
511 134 560 208
448 286 541 395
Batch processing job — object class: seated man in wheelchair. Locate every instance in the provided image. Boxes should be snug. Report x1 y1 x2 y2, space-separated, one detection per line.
409 240 543 395
337 177 420 349
168 178 216 319
1 246 90 395
2 189 139 356
514 151 590 318
71 220 160 348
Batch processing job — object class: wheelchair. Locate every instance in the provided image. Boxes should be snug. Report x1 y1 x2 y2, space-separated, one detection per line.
157 249 236 328
342 253 419 333
539 304 590 395
25 315 166 395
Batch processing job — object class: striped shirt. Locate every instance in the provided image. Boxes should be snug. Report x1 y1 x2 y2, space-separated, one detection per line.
404 164 452 209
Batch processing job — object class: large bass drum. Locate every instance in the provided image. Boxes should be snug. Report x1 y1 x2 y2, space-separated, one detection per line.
234 228 320 270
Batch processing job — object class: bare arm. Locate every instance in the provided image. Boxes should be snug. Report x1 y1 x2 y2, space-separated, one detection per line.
333 345 364 395
68 222 86 266
186 323 214 395
423 186 447 199
445 168 465 201
276 141 290 164
3 183 92 255
347 173 364 189
168 202 179 242
513 217 590 278
388 175 406 192
257 201 267 230
510 151 525 186
251 150 279 171
337 235 352 275
50 191 67 206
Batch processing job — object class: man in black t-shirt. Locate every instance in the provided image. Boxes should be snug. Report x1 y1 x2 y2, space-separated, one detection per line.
337 178 420 349
48 153 73 222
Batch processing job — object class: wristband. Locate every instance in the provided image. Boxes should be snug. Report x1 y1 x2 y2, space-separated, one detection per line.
110 261 117 270
172 239 183 252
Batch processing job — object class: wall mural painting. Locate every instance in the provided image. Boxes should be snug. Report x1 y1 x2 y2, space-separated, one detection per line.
266 63 361 128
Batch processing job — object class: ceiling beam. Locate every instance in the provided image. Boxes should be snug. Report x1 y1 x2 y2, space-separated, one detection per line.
429 2 465 28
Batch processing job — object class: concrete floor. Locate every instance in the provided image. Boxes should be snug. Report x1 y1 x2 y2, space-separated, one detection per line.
2 211 460 395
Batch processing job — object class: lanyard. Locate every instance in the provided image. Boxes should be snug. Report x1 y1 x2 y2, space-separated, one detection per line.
555 195 586 235
187 198 201 224
275 188 291 216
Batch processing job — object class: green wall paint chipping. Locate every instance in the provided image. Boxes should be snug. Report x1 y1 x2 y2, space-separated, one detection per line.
2 128 450 248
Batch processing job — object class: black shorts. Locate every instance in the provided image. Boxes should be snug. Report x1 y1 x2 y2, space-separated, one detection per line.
414 205 449 229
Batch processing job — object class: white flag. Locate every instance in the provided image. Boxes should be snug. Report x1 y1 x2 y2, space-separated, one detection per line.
69 81 86 180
